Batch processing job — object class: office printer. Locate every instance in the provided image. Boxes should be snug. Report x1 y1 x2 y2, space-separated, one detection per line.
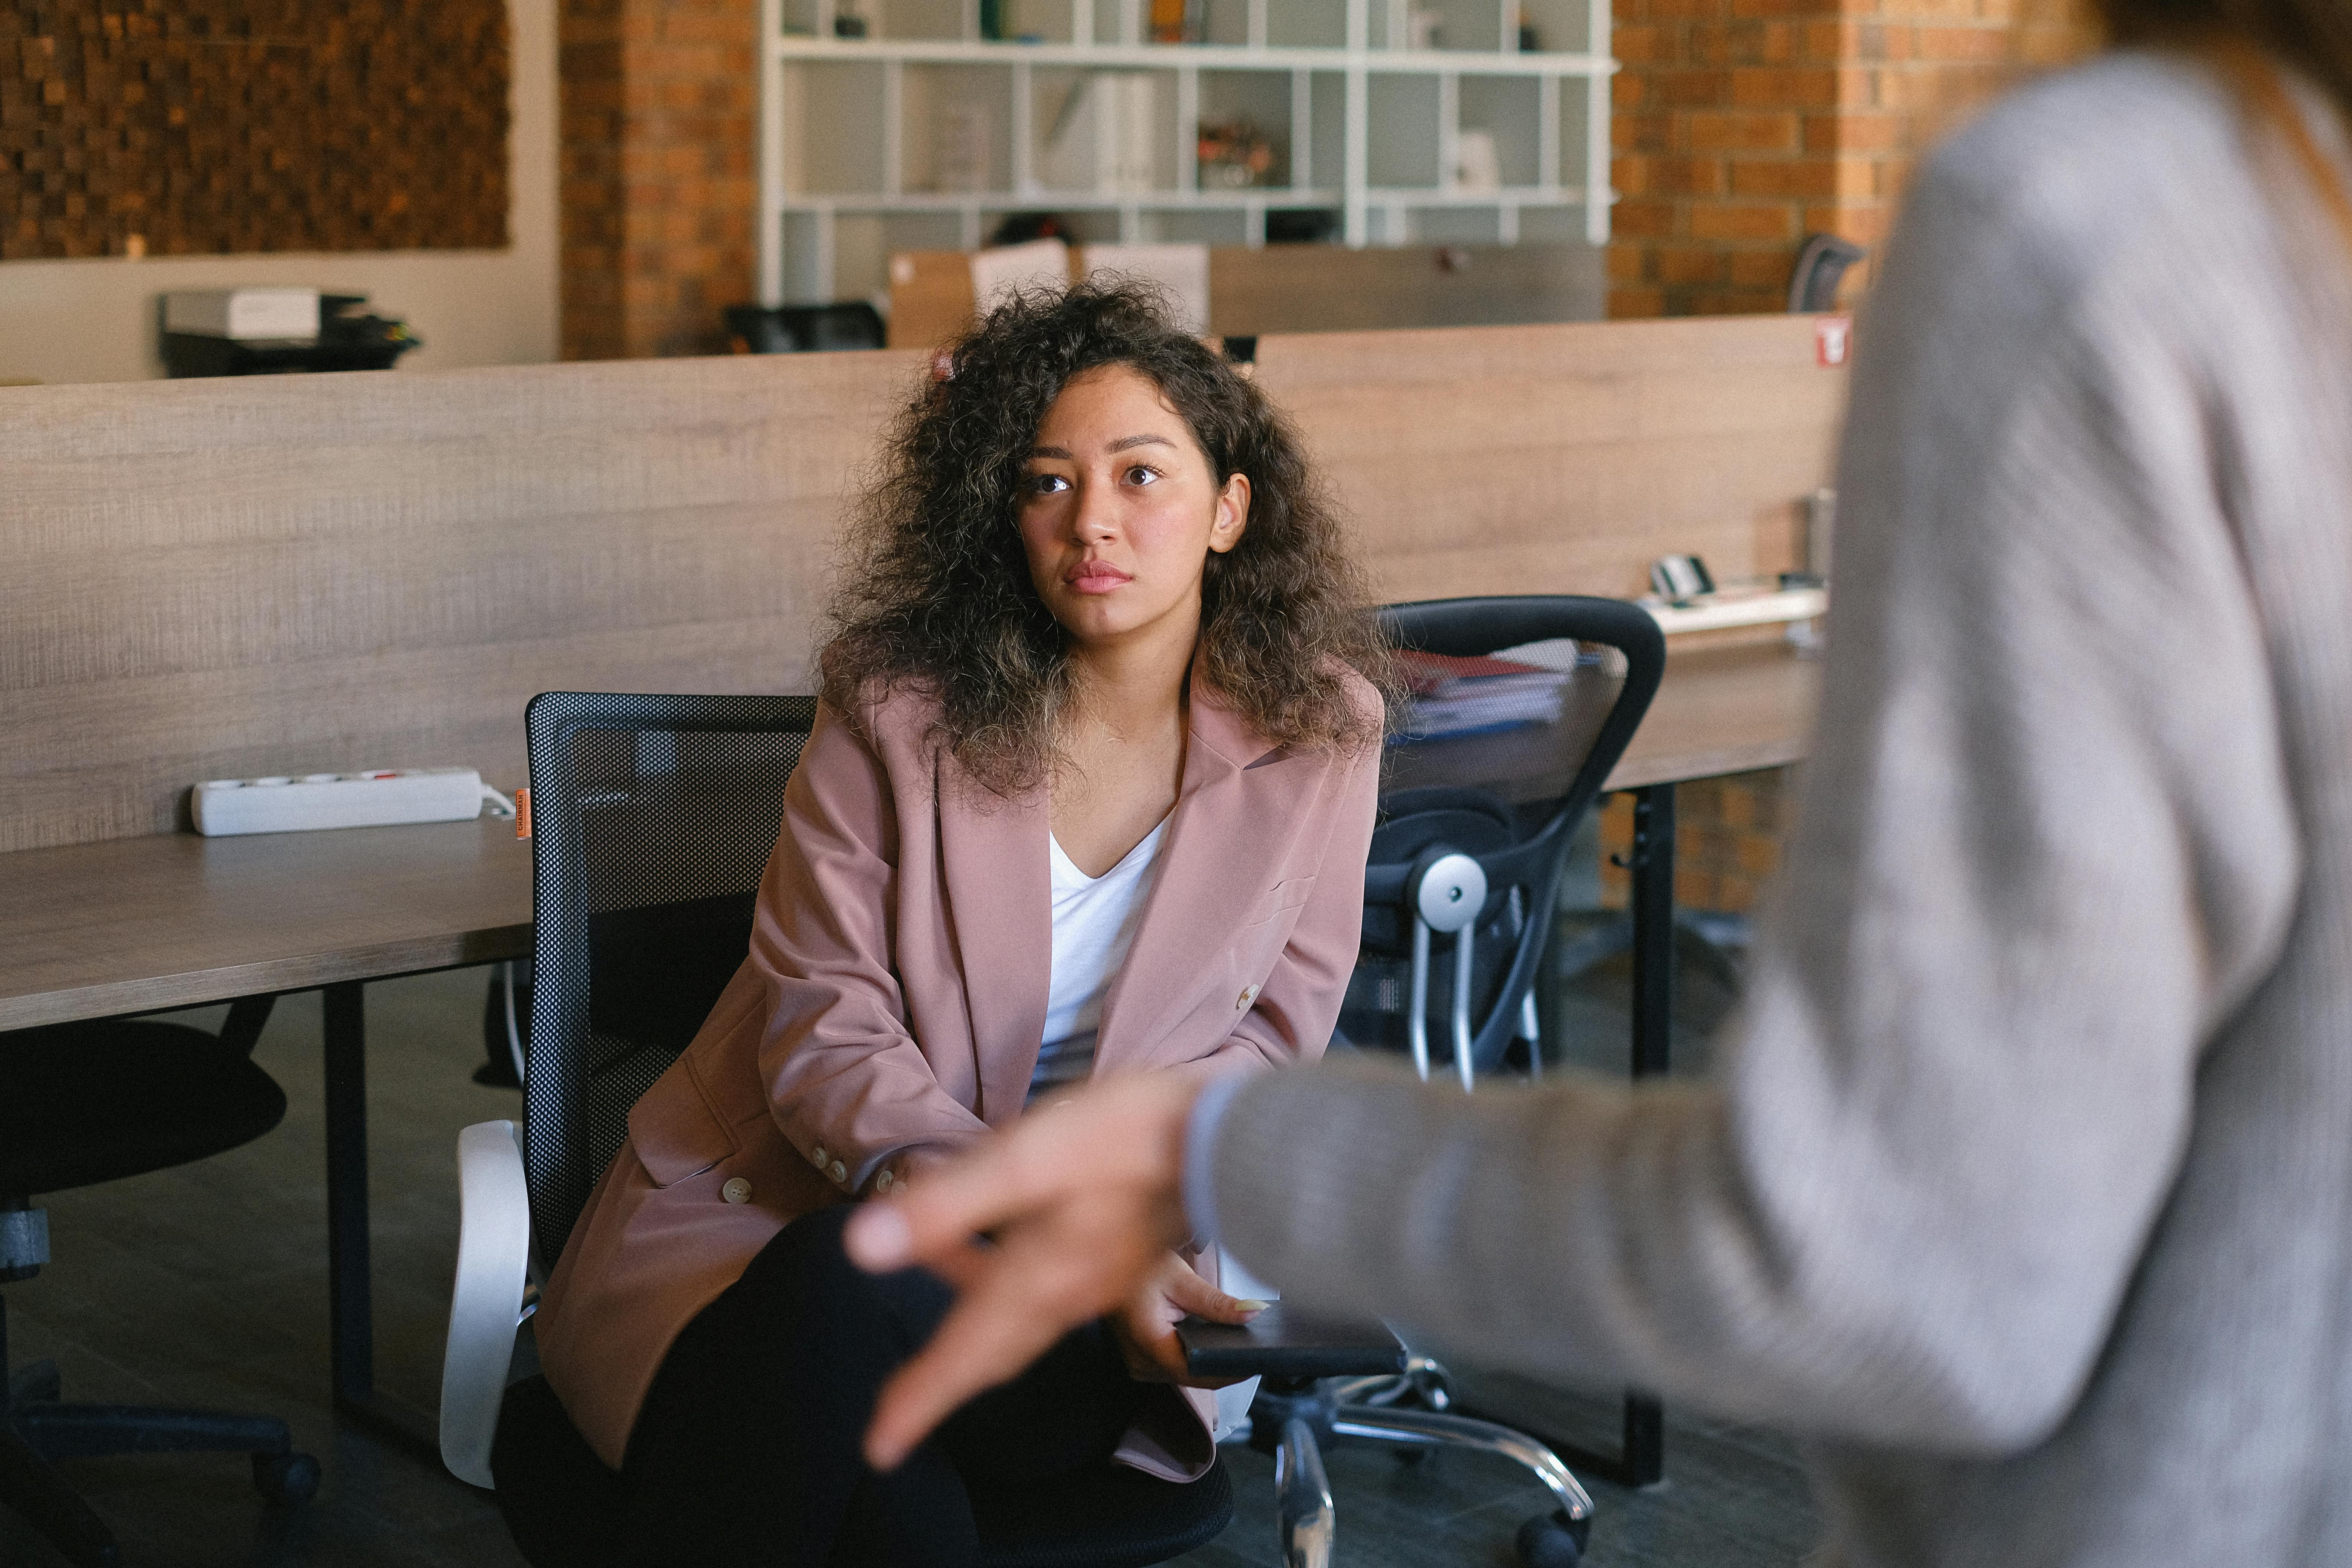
160 288 421 377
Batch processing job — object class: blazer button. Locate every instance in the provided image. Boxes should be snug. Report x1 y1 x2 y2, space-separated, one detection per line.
830 1160 848 1184
810 1144 828 1167
721 1177 752 1204
875 1168 896 1193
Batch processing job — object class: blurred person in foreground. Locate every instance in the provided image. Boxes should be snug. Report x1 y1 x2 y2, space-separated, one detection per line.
847 1 2352 1560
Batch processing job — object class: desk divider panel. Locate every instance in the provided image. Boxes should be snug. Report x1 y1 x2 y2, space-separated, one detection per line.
1 315 1842 853
1 352 927 852
1253 314 1845 608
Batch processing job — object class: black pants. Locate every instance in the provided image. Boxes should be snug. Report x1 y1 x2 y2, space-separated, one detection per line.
619 1202 1145 1566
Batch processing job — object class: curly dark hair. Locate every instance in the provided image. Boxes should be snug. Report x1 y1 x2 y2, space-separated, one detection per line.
820 279 1393 796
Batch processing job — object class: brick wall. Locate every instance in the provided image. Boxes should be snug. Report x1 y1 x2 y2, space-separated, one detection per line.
1607 0 2100 317
1602 0 2097 918
558 0 756 360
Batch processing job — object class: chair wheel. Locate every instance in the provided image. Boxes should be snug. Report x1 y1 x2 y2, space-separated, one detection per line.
253 1451 321 1507
1515 1507 1590 1568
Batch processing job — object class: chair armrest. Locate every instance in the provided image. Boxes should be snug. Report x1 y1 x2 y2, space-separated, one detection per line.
1179 1304 1407 1381
441 1119 532 1488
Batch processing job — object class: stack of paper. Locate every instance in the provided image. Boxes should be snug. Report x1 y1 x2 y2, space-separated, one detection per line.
1395 649 1571 741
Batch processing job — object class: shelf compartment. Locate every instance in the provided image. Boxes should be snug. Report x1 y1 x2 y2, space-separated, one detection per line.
1457 73 1540 189
1556 72 1596 207
1031 66 1181 194
991 0 1079 43
1308 69 1346 191
1196 69 1292 192
1366 74 1442 188
1517 0 1594 56
900 63 1018 195
1267 0 1349 48
1411 0 1505 52
782 61 892 194
880 0 967 41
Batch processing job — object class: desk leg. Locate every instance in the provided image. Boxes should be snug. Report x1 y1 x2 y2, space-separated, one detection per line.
1490 787 1675 1491
1620 783 1674 1485
323 983 372 1407
322 982 439 1464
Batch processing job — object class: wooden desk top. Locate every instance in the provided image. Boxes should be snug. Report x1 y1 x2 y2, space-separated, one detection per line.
0 815 532 1030
1609 640 1821 791
0 643 1819 1032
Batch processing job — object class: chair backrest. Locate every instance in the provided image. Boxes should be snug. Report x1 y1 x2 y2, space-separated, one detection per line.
1349 596 1664 1074
521 692 817 1265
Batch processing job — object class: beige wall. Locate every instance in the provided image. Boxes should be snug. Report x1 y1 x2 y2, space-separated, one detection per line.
0 0 559 386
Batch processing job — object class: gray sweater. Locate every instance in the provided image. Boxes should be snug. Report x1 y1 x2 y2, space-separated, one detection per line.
1210 54 2352 1565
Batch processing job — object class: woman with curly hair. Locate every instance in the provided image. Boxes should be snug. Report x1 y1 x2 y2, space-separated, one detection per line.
532 281 1391 1565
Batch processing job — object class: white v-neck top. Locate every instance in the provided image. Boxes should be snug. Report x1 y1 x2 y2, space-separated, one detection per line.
1030 817 1170 1097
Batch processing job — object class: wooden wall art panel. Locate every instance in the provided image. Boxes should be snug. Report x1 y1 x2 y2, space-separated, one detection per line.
2 1 508 259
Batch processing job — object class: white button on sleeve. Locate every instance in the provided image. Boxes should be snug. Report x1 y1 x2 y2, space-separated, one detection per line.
830 1160 848 1184
721 1177 752 1204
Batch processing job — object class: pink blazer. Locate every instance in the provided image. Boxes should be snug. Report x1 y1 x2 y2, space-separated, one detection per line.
536 672 1383 1473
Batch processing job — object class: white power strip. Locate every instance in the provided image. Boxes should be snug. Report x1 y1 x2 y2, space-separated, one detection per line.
193 768 488 837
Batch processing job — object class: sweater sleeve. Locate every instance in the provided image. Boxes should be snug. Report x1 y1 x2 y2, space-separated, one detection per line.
1205 141 2302 1454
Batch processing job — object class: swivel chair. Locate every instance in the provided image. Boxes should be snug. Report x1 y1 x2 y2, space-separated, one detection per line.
1349 595 1666 1090
0 999 322 1568
440 692 1232 1568
1187 595 1663 1568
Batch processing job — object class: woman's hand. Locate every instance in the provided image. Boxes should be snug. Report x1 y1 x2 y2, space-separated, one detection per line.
843 1070 1210 1468
1110 1250 1268 1386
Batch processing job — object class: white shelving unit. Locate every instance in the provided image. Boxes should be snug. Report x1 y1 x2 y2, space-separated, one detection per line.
757 0 1615 306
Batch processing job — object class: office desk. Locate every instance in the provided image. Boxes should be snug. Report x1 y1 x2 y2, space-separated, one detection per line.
0 642 1819 1468
1384 638 1819 1486
0 816 532 1455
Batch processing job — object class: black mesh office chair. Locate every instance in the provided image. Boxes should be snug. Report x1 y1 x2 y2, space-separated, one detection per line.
1182 595 1665 1568
0 1001 321 1568
1347 595 1667 1088
441 692 1232 1568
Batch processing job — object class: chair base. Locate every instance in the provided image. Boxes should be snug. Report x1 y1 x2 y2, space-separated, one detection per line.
1248 1364 1594 1568
1 1345 319 1568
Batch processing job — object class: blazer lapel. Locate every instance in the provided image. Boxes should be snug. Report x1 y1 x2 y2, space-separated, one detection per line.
936 767 1051 1127
1092 691 1297 1074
